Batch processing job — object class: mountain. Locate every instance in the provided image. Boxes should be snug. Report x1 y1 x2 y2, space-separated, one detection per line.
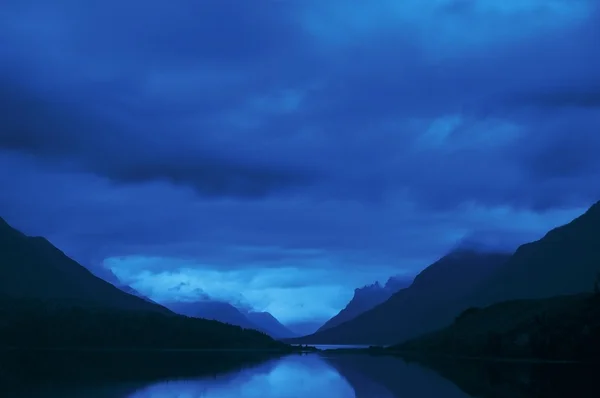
246 312 297 339
290 201 600 346
0 217 168 313
0 216 284 349
318 276 412 332
468 200 600 306
162 300 296 339
87 264 158 304
286 320 325 336
287 250 511 345
162 300 258 330
117 284 158 304
394 293 600 361
392 200 600 359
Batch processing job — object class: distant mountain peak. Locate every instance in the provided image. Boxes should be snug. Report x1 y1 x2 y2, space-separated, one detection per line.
317 275 412 333
162 300 296 339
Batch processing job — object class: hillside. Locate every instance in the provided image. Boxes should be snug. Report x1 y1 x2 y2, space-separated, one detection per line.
162 301 296 339
287 250 510 345
318 276 412 332
393 292 600 361
468 200 600 306
0 217 283 349
290 200 600 346
0 217 167 313
162 300 257 329
391 201 600 359
0 296 285 350
246 311 297 339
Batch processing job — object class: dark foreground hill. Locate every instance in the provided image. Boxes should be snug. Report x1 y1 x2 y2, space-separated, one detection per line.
390 201 600 360
467 200 600 306
0 296 285 349
394 292 600 361
0 217 284 349
0 217 167 313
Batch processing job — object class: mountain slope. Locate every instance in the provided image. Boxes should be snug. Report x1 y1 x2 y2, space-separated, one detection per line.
469 200 600 306
394 293 600 361
290 201 600 346
287 250 511 345
162 301 296 339
391 201 600 358
0 295 285 350
161 301 258 329
0 217 168 313
87 264 158 304
318 276 412 332
246 312 297 339
0 216 285 349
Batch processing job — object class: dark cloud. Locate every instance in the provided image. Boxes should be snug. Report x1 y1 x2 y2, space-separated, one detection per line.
1 0 600 321
0 80 316 198
514 88 600 109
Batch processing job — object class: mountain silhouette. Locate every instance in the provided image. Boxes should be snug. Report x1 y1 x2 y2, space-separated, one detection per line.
246 312 297 339
467 200 600 306
87 264 158 304
287 250 511 345
0 216 168 313
394 200 600 359
395 293 600 360
290 200 600 346
286 320 325 336
318 276 412 332
161 300 296 339
161 300 258 329
0 217 284 349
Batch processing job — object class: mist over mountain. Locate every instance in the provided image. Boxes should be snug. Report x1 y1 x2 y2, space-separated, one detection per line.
468 200 600 306
87 265 157 304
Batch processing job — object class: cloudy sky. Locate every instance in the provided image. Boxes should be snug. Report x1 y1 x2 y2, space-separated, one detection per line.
1 0 599 325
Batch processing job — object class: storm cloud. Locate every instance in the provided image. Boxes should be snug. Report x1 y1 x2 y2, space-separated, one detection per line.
1 0 599 322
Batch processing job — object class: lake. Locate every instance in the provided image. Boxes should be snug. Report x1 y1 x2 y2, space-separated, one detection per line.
1 349 598 397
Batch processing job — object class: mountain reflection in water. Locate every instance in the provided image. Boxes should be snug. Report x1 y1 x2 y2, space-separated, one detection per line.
1 350 598 397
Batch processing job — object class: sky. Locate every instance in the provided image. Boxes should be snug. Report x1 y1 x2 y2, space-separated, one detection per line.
1 0 599 325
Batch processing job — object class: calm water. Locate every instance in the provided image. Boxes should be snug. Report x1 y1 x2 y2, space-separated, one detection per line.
1 350 598 397
302 344 372 350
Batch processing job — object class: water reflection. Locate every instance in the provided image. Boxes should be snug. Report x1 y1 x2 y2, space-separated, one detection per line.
129 355 354 398
407 356 600 398
2 350 599 397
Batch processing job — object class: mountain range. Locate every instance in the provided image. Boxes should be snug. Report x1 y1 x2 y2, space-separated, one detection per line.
88 262 295 339
288 200 600 347
3 197 600 353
